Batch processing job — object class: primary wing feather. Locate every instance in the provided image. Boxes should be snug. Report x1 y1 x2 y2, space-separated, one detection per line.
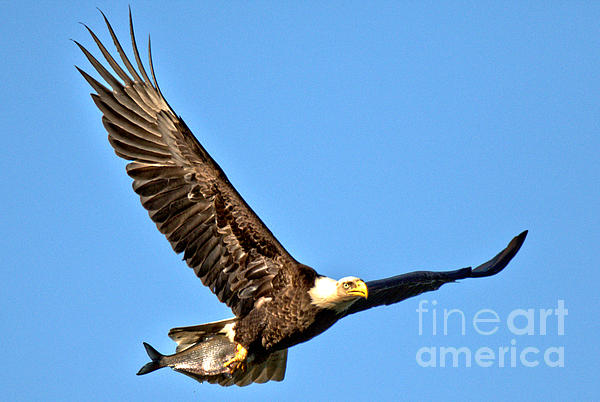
77 10 307 317
344 230 527 316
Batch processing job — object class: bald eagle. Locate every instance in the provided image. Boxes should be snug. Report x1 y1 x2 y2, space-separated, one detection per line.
76 11 527 386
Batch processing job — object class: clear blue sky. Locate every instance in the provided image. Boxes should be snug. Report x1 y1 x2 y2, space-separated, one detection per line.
2 1 598 401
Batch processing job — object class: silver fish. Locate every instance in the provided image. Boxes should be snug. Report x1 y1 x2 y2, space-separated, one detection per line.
137 319 288 386
137 335 236 381
137 334 288 386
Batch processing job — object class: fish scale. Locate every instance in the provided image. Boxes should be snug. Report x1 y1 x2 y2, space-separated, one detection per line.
165 336 236 376
138 335 237 378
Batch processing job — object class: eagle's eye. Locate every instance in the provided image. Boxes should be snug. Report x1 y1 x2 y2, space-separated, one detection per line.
343 282 350 289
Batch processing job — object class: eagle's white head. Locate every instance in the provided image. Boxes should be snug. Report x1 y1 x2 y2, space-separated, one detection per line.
308 276 368 312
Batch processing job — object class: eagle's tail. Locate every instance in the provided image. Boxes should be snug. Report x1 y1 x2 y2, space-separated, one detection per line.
168 317 238 352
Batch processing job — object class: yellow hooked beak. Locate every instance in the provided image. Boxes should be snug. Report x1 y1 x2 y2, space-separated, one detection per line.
348 280 368 299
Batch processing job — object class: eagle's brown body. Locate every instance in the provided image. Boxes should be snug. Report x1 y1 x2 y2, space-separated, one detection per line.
76 10 527 386
234 272 340 353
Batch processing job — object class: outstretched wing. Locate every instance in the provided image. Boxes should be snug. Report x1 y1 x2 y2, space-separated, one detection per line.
343 231 527 316
76 10 311 317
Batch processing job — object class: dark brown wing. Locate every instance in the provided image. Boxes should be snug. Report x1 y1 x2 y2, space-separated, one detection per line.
343 231 527 317
76 10 313 317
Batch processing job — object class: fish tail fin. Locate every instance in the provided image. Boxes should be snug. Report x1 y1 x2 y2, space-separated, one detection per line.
137 342 164 375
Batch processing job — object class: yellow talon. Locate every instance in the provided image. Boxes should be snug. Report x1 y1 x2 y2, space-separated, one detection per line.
224 343 248 373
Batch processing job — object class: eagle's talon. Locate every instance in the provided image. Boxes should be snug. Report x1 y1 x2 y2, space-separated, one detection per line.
226 361 246 374
224 343 248 374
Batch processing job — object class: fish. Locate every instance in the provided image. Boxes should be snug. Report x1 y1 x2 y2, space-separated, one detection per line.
136 331 288 386
137 335 237 379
